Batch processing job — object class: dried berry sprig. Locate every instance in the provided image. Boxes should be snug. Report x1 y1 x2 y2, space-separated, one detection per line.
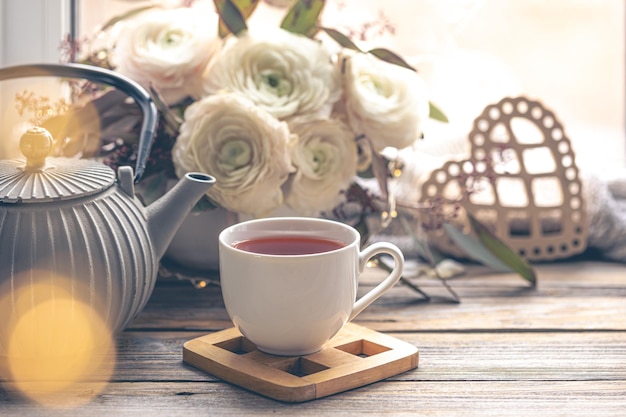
59 33 82 64
352 10 396 42
15 91 71 127
100 116 177 179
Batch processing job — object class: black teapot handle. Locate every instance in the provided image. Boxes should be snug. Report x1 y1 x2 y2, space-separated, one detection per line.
0 63 158 182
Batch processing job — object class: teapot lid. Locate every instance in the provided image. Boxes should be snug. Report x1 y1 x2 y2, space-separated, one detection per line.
0 127 116 203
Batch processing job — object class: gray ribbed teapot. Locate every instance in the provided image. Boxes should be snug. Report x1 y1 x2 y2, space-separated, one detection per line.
0 64 215 332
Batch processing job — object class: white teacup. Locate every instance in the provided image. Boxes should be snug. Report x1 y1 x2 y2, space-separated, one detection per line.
218 217 404 356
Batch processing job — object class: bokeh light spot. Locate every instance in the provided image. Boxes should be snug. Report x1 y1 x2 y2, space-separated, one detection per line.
0 272 115 408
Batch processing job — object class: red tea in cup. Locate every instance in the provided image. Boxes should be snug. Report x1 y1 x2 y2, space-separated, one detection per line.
232 236 345 255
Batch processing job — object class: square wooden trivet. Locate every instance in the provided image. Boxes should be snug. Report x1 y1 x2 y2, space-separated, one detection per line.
183 322 419 402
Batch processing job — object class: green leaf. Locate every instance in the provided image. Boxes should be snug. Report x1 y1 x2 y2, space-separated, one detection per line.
367 48 416 72
280 0 325 37
148 85 183 135
192 195 219 213
135 172 169 205
467 212 537 286
100 6 156 31
369 148 390 200
320 27 362 52
353 216 370 248
214 0 254 37
429 101 449 123
398 216 444 264
376 255 431 302
443 223 513 272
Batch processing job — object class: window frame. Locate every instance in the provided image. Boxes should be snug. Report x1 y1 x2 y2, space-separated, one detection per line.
0 0 72 157
0 0 72 67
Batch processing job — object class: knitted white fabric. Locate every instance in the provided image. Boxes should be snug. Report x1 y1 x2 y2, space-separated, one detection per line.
584 171 626 262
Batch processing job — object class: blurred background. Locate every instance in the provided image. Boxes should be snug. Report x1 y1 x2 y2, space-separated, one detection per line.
1 0 624 172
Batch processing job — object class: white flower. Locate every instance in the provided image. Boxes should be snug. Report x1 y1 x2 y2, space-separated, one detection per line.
202 28 341 120
112 7 221 105
342 52 430 152
393 144 451 204
171 93 294 217
284 118 358 215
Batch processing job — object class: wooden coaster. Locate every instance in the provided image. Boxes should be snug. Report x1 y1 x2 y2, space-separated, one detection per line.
183 323 418 402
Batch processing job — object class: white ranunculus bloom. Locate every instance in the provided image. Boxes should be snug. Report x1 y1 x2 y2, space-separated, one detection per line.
112 7 220 105
392 143 453 205
172 93 294 217
343 52 430 152
284 118 358 215
202 28 341 121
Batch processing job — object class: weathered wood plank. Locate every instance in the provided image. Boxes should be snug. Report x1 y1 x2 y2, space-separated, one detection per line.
2 380 625 417
131 261 626 332
414 261 626 288
154 261 626 292
109 331 626 383
131 293 626 332
359 296 626 331
1 261 624 416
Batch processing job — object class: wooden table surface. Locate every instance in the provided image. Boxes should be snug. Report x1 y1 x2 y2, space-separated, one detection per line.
1 260 625 416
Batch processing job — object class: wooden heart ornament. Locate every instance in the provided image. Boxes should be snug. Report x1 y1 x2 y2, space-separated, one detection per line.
419 96 587 261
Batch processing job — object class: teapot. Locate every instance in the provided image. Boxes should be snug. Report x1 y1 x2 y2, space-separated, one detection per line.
0 63 215 332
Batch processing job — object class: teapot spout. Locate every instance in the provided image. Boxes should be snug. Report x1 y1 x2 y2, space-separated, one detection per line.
146 173 216 260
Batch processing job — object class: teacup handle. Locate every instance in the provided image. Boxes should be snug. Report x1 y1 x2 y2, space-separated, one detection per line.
349 242 404 321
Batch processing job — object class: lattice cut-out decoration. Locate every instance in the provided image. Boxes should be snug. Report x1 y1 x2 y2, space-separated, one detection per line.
420 96 587 261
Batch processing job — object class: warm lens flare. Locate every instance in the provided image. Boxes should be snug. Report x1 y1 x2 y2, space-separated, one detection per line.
0 272 116 408
1 75 102 161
